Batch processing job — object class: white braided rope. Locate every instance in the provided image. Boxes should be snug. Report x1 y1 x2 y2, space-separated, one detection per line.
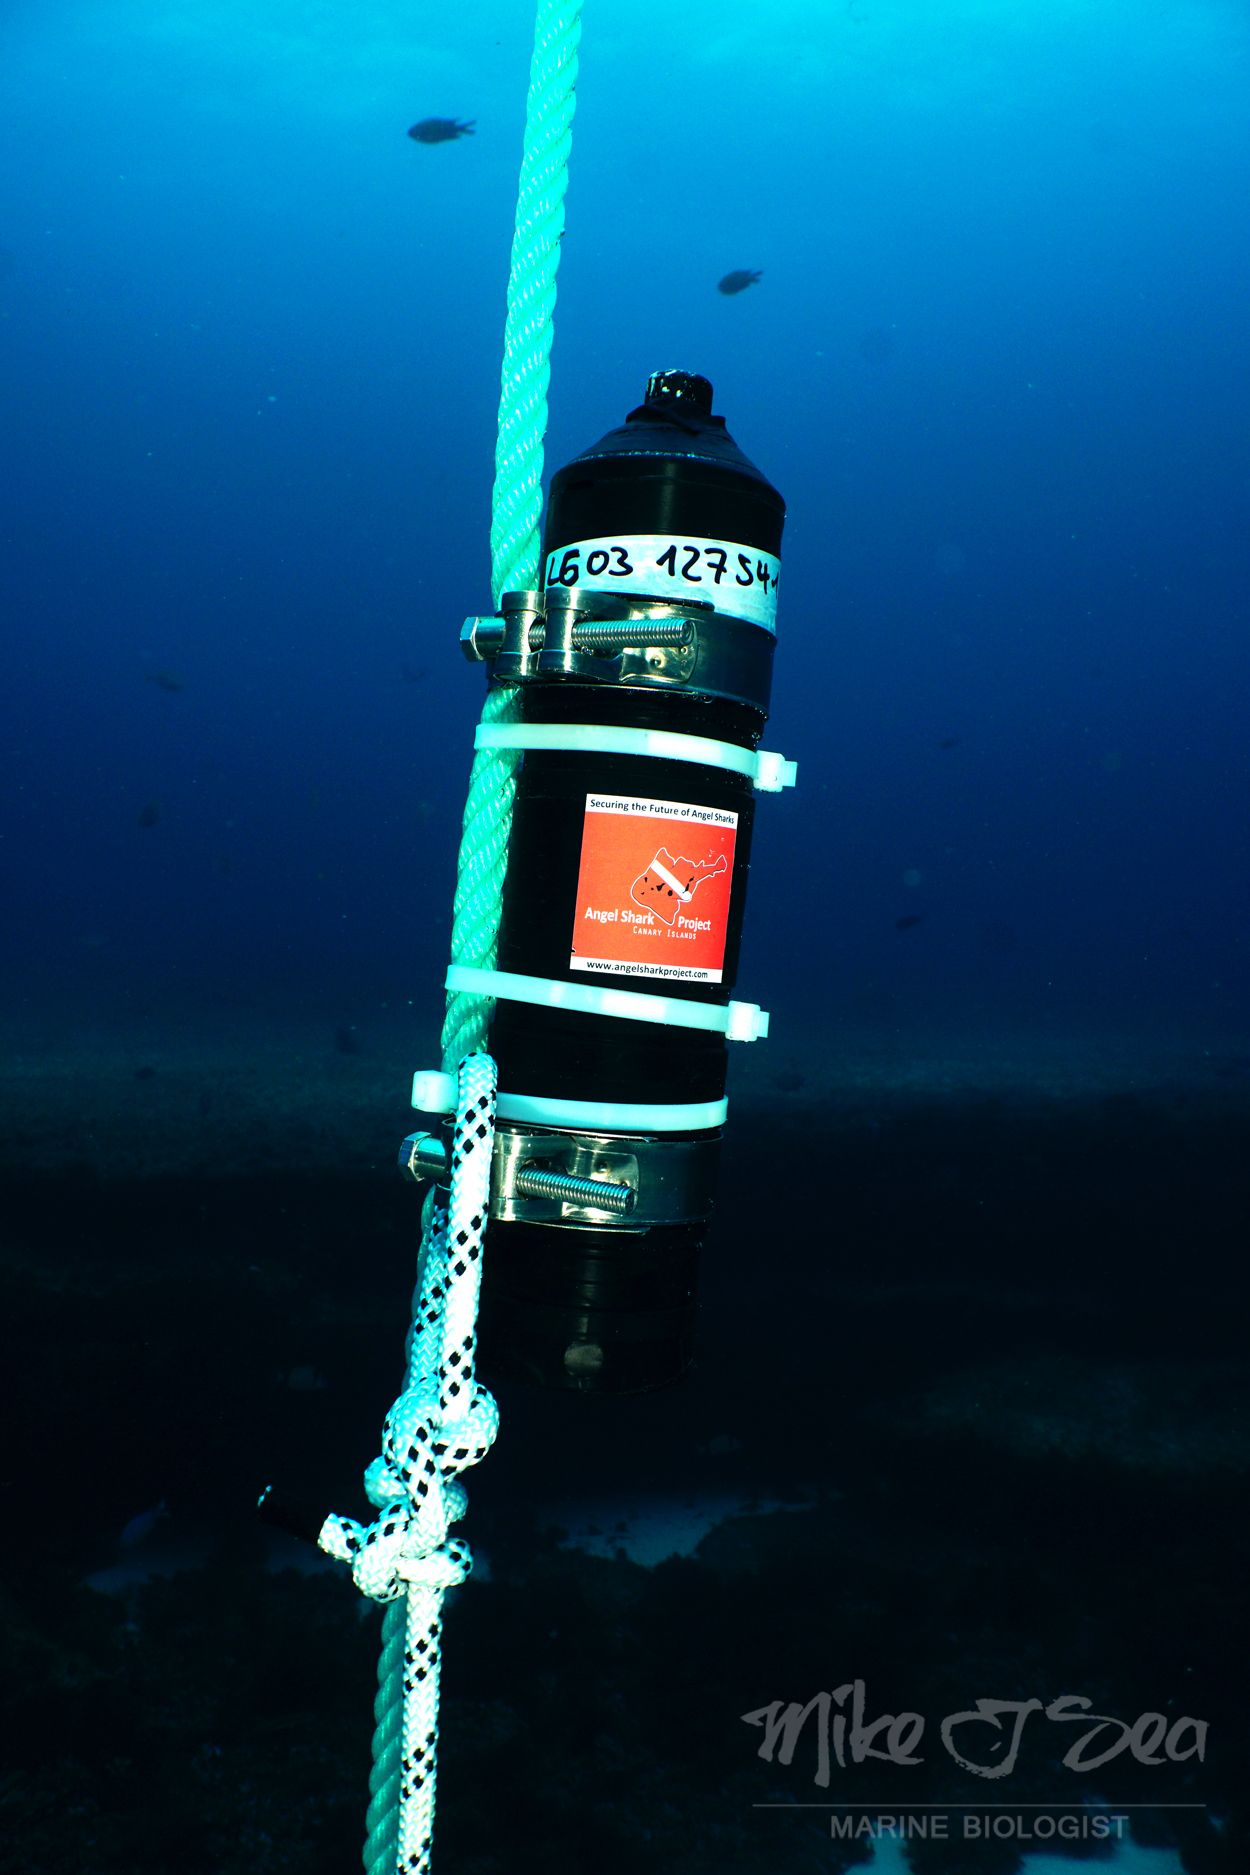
322 1054 499 1873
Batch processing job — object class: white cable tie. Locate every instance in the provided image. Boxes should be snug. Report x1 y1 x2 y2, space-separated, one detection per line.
411 1069 457 1113
444 963 768 1040
726 1002 770 1042
410 1074 730 1132
475 721 796 792
753 748 798 792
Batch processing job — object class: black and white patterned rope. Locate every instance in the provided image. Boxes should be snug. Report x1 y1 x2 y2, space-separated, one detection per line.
322 1052 500 1873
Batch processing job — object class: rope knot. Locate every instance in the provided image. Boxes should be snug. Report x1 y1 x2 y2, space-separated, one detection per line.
319 1379 498 1603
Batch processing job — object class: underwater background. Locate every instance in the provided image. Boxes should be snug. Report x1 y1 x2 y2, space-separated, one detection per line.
2 2 1248 1872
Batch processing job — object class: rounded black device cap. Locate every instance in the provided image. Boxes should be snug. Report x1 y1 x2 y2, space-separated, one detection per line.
645 369 714 416
554 370 782 494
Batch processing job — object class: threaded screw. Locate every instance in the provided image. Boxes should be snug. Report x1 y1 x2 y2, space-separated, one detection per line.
513 1167 635 1214
565 621 691 649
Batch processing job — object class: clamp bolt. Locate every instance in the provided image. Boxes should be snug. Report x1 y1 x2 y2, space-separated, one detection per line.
399 1133 635 1216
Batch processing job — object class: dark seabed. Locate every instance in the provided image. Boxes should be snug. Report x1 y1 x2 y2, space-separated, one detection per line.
3 1013 1248 1872
2 0 1248 1871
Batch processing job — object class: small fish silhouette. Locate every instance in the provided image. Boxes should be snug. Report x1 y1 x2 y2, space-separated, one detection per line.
145 670 184 693
137 802 160 829
408 118 475 144
119 1501 169 1549
895 914 923 931
718 269 763 295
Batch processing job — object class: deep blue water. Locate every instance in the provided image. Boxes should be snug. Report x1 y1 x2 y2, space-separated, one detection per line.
4 13 1250 1872
4 0 1248 1052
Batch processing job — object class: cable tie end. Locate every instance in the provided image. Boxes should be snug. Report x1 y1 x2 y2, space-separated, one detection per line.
411 1070 456 1113
725 1002 769 1043
754 750 798 792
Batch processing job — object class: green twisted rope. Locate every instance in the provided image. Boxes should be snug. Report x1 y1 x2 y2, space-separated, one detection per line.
364 5 582 1870
441 0 583 1072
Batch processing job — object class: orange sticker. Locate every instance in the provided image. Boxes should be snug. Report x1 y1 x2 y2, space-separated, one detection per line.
569 792 739 984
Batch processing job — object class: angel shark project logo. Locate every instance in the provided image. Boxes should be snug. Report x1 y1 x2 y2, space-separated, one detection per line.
570 793 738 982
628 846 727 926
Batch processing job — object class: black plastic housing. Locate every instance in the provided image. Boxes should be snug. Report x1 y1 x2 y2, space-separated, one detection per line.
477 374 784 1394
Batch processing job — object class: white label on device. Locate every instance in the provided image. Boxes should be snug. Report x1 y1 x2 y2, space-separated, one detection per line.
544 533 780 632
